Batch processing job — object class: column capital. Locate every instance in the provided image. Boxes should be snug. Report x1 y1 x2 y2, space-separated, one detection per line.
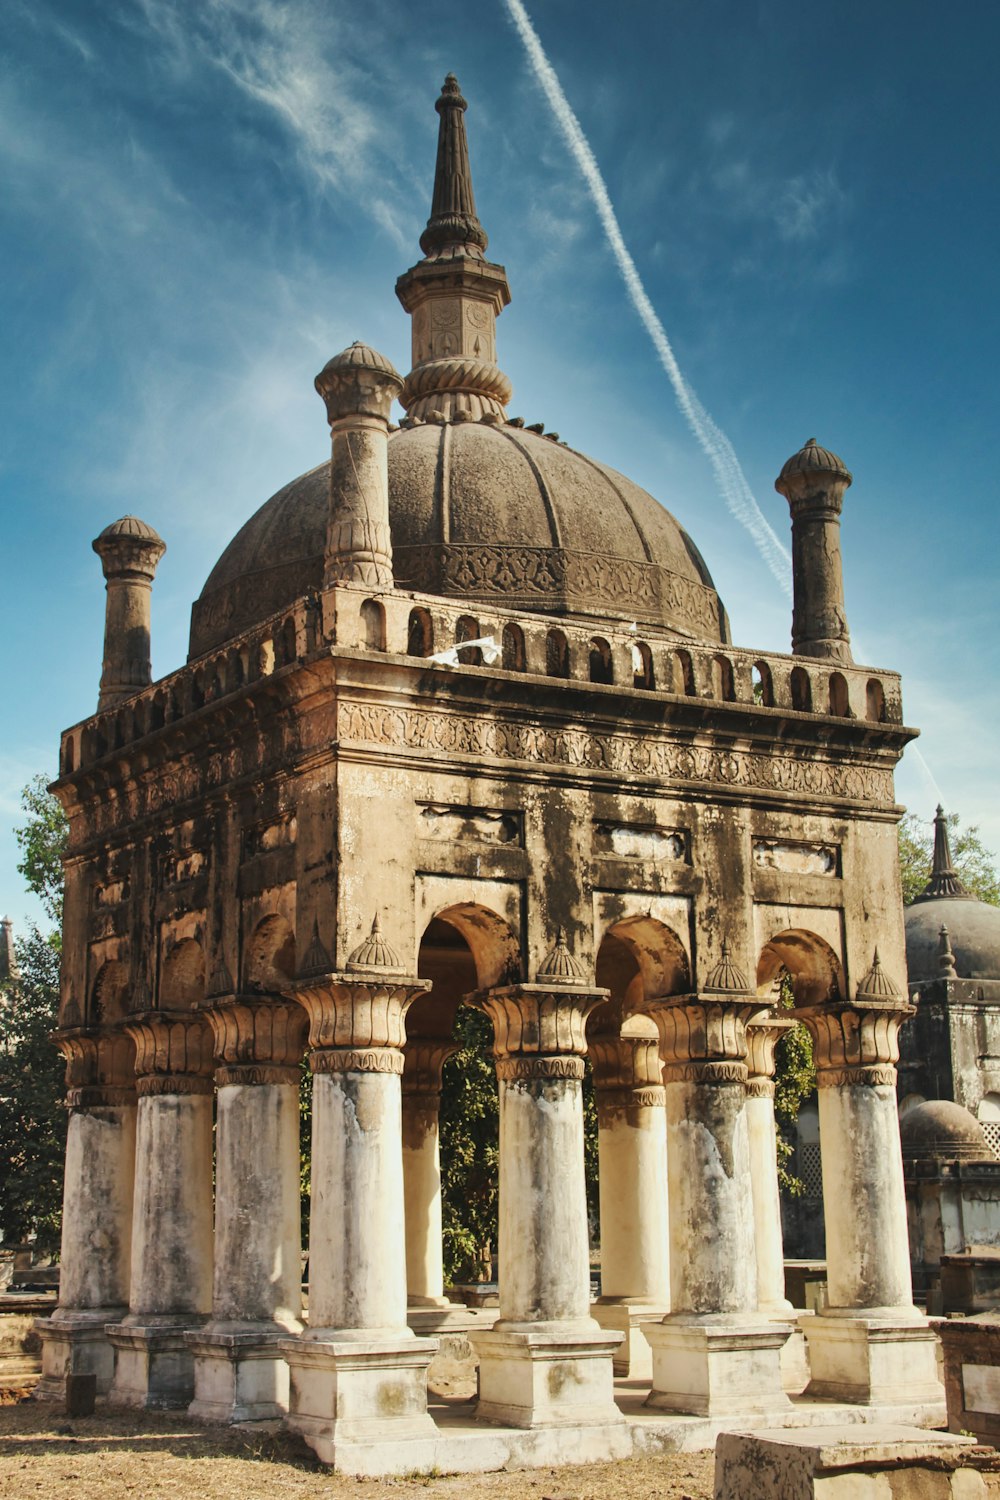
792 997 915 1087
474 982 609 1082
288 972 430 1073
53 1025 136 1108
588 1034 665 1119
198 993 307 1086
745 1011 799 1097
645 993 757 1084
124 1011 214 1097
402 1038 459 1099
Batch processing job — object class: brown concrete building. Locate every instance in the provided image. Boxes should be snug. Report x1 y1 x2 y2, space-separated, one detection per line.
38 74 941 1472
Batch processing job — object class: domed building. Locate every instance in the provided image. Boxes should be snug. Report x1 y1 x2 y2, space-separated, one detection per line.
39 75 943 1470
899 807 1000 1147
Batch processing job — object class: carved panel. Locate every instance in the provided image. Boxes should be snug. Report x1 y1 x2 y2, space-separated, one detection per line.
418 804 522 846
595 823 685 862
753 839 839 877
243 814 298 860
161 849 207 887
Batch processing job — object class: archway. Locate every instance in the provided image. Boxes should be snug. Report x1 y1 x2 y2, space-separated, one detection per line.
244 914 296 993
756 928 844 1007
159 938 206 1011
92 960 130 1024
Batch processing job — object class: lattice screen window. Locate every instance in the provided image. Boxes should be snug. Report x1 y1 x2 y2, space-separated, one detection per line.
797 1141 824 1199
980 1121 1000 1161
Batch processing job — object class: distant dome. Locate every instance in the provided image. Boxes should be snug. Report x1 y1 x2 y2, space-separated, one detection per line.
776 438 852 489
900 1099 989 1162
189 422 726 659
905 900 1000 983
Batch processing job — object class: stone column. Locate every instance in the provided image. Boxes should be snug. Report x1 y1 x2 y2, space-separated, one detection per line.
643 950 789 1417
744 1014 797 1315
793 952 944 1412
106 1013 214 1409
35 1029 136 1399
91 516 166 711
280 936 439 1470
315 344 403 589
774 438 853 663
186 995 307 1422
469 944 623 1430
589 1030 669 1379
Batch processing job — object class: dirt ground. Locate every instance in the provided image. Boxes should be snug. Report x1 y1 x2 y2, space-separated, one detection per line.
0 1392 714 1500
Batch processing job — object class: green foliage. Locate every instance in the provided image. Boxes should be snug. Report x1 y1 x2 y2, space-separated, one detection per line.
439 1008 499 1283
898 811 1000 907
14 775 68 933
0 926 66 1249
772 971 816 1197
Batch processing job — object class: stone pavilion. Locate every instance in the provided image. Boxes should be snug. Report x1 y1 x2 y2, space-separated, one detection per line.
37 73 942 1473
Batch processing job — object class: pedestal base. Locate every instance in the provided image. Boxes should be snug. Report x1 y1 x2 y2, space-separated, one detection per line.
643 1318 791 1417
106 1319 205 1409
187 1326 293 1422
591 1300 666 1380
280 1333 439 1467
470 1322 623 1429
802 1313 944 1405
34 1308 126 1399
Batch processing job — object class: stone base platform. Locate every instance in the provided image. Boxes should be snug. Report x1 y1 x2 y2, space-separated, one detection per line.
591 1299 665 1381
106 1319 204 1409
802 1314 944 1405
34 1307 125 1400
644 1318 791 1417
187 1327 292 1423
470 1322 623 1429
276 1389 951 1476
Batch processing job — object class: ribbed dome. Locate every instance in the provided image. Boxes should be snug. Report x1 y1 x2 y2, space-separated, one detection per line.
317 342 400 378
905 899 1000 983
776 438 852 489
189 421 726 658
95 515 164 544
900 1099 990 1162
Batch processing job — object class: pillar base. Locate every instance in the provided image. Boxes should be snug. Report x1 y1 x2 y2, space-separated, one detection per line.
643 1317 791 1417
591 1299 667 1381
34 1307 126 1399
106 1318 205 1409
802 1312 945 1406
280 1333 439 1464
187 1326 295 1423
470 1321 623 1429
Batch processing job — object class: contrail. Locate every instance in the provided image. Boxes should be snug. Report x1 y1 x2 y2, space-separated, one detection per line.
501 0 793 599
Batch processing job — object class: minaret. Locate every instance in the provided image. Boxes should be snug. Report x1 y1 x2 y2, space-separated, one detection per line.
92 516 166 712
315 342 403 588
395 74 512 423
913 805 971 902
0 917 17 985
774 438 853 663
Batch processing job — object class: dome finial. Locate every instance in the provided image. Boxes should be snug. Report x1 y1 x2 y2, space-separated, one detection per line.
916 805 971 902
419 73 488 259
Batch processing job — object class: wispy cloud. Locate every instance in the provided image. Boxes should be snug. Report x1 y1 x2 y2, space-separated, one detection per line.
502 0 793 598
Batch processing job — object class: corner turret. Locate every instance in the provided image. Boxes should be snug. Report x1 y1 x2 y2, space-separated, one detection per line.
92 515 166 711
775 438 853 663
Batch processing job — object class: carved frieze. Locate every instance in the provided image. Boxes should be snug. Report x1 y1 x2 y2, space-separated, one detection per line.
418 804 522 846
161 848 207 886
338 702 896 806
753 839 839 877
594 823 686 862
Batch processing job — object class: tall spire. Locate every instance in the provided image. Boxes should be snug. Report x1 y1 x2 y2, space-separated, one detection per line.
420 74 488 260
396 75 511 424
915 805 971 902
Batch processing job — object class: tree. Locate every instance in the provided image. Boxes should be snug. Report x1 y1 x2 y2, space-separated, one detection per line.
898 810 1000 907
0 779 69 1251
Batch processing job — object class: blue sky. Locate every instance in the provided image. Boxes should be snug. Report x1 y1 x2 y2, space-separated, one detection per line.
2 0 998 932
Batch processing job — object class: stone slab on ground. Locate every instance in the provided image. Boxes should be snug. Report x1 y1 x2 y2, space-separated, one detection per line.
714 1424 1000 1500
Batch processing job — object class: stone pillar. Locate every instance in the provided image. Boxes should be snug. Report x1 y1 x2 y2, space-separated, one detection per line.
186 995 307 1423
35 1029 136 1399
106 1013 214 1409
469 952 623 1430
643 953 789 1417
315 344 403 589
589 1030 669 1379
91 516 166 712
744 1014 797 1315
774 438 853 663
793 952 944 1412
280 944 440 1470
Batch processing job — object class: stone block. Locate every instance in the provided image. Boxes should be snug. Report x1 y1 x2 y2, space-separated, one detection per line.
281 1333 438 1464
106 1321 201 1409
714 1425 996 1500
187 1328 290 1423
470 1323 623 1429
34 1309 124 1399
803 1314 944 1406
644 1318 790 1417
935 1315 1000 1444
591 1301 665 1380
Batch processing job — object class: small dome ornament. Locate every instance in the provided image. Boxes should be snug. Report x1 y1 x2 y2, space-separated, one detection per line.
347 913 404 973
703 940 751 995
855 947 901 1003
94 514 165 545
301 919 332 976
775 437 853 495
537 928 587 987
938 924 958 979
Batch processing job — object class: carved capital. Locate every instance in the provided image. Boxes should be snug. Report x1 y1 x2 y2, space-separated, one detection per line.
474 982 608 1066
792 998 914 1085
124 1010 214 1095
310 1047 405 1076
595 1084 666 1126
588 1035 663 1093
746 1077 775 1099
645 994 756 1073
745 1012 799 1082
53 1026 136 1107
287 972 430 1053
402 1038 459 1098
662 1060 748 1086
200 993 307 1079
495 1055 586 1082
